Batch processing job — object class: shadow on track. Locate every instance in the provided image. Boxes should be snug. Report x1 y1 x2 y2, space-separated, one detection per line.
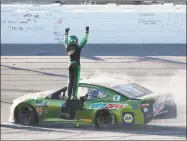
142 56 186 65
1 123 186 138
1 124 72 133
1 64 68 78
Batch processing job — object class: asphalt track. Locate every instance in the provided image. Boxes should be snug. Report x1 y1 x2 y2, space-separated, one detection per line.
1 44 186 140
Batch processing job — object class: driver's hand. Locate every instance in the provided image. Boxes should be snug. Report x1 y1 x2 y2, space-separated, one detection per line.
86 26 89 32
65 28 70 33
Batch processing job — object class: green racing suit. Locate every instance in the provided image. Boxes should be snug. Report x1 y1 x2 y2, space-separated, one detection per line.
63 30 89 99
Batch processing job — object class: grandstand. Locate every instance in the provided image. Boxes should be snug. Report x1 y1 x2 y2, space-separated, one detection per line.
0 0 186 5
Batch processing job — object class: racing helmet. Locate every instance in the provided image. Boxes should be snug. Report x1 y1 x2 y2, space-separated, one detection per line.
68 35 78 46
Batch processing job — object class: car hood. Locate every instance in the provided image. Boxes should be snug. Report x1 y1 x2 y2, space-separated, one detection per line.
13 89 58 103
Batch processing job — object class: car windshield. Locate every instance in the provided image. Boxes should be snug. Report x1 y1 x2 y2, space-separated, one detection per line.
111 83 153 98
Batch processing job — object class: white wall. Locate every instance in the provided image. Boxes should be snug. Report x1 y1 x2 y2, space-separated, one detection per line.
1 4 186 44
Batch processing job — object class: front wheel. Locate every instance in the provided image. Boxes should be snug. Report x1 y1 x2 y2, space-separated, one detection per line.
95 110 118 129
15 103 38 125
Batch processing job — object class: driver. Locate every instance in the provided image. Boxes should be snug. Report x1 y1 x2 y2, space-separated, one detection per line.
63 26 89 100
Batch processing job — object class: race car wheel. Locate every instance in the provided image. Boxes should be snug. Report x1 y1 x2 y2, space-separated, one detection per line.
154 102 177 119
15 103 38 125
165 103 177 119
95 110 118 129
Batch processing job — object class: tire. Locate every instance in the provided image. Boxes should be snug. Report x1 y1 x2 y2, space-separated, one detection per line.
15 103 38 125
165 97 177 118
167 103 177 118
95 110 118 129
154 103 177 119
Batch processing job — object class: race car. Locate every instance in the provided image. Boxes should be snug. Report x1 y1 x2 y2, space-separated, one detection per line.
9 78 177 129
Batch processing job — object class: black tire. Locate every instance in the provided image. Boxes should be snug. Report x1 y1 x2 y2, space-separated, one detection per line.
95 110 118 129
154 104 177 119
167 104 177 118
15 103 38 125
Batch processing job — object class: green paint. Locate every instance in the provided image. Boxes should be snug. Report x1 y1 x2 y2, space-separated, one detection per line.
13 83 162 126
79 32 88 48
63 33 69 48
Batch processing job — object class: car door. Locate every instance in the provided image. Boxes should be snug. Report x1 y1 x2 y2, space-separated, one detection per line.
76 86 111 120
42 87 67 122
43 86 110 122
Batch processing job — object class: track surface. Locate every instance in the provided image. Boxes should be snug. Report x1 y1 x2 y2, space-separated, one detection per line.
1 45 186 140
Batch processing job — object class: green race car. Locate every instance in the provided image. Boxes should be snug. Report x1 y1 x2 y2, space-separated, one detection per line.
9 78 177 129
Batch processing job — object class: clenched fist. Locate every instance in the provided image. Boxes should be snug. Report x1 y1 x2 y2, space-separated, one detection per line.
65 28 70 33
85 26 89 32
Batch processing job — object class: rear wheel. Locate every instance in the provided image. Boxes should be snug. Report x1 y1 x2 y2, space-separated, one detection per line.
95 110 118 129
165 98 177 118
164 104 177 119
15 103 38 125
154 103 177 119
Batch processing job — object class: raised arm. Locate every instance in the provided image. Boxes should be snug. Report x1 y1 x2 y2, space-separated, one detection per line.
64 28 69 48
79 26 89 49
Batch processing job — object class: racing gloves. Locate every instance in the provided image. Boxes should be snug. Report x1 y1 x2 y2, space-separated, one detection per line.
86 26 89 33
65 28 70 35
65 27 89 34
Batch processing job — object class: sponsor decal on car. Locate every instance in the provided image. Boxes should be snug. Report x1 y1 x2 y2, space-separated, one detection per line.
35 101 48 108
122 112 134 124
88 102 128 110
35 100 48 115
36 107 43 116
153 96 166 116
132 103 139 110
80 119 93 123
113 95 121 101
143 108 148 112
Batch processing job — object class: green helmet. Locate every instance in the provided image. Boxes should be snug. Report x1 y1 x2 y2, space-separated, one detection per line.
68 35 78 46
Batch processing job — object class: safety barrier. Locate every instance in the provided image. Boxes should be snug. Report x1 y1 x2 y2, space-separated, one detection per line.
1 4 186 44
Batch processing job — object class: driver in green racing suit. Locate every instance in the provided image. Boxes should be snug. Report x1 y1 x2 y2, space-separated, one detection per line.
63 26 89 100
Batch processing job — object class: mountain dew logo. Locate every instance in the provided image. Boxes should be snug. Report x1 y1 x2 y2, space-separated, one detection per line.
89 102 107 109
89 102 128 110
153 96 166 116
